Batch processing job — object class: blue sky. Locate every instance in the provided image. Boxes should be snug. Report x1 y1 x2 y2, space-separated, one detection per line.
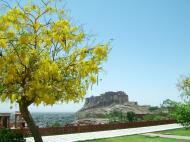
1 0 190 112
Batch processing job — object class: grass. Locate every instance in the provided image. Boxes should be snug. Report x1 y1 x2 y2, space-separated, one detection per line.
79 135 190 142
158 128 190 136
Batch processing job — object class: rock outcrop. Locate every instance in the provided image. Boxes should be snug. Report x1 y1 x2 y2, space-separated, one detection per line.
77 91 151 119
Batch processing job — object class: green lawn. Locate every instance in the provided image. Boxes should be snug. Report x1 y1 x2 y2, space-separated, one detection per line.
158 128 190 136
80 135 189 142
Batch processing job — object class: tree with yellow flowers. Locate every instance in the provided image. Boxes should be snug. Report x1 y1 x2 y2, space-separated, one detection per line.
171 77 190 128
0 1 109 141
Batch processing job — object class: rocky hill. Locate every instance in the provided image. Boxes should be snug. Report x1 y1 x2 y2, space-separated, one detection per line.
76 91 151 120
81 91 129 110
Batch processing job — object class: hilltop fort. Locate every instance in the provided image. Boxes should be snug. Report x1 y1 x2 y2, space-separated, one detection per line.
77 91 151 120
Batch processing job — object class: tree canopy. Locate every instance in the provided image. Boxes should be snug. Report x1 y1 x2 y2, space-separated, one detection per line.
178 76 190 101
173 76 190 127
0 0 109 106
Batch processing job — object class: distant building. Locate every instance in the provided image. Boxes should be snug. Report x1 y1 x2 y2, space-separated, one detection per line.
0 112 27 129
0 113 10 128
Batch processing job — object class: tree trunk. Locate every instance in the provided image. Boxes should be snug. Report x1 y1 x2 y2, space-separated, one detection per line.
19 104 43 142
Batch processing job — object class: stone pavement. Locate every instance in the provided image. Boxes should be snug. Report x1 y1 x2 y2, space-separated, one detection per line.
26 124 183 142
142 133 190 140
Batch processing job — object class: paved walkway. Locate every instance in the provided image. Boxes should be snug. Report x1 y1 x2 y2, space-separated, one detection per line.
26 124 183 142
142 133 190 140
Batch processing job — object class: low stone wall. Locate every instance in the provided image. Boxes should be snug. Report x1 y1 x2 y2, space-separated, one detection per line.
13 120 176 137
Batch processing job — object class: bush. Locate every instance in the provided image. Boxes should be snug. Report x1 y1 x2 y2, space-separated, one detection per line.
0 128 25 142
51 122 61 127
127 111 136 122
143 114 166 121
172 103 190 128
107 110 128 123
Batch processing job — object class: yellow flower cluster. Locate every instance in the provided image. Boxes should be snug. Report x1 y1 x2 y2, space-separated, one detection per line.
0 1 109 106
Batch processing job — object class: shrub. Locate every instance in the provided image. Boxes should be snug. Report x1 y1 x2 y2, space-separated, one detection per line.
107 110 128 123
172 103 190 128
127 111 136 122
0 128 25 142
51 122 61 127
143 114 165 121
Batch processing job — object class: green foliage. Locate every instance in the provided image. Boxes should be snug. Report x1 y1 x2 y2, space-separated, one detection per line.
126 111 136 122
106 111 139 123
174 76 190 127
161 99 178 114
148 106 159 112
107 110 127 123
178 76 190 99
143 114 166 121
161 99 177 109
172 103 190 127
0 128 25 142
0 85 3 93
51 122 61 127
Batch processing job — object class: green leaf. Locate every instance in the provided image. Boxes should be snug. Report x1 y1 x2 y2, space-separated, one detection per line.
0 85 4 93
